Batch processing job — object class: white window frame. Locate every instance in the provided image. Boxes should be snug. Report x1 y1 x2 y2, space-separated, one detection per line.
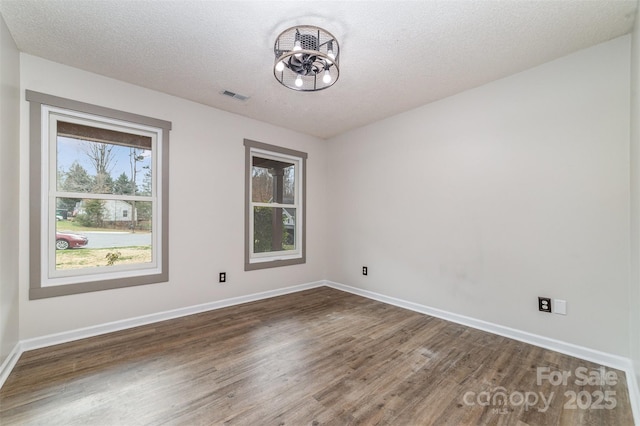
249 150 302 262
244 139 307 271
43 108 161 285
27 91 171 299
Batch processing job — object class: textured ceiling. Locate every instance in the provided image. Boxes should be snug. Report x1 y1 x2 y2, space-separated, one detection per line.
0 0 637 139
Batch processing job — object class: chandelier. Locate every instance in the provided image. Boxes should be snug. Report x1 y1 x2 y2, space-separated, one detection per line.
273 25 340 91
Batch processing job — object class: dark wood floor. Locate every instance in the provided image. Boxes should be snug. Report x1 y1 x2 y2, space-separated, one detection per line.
0 287 634 425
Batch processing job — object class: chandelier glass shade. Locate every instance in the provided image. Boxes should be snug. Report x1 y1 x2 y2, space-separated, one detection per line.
273 25 340 91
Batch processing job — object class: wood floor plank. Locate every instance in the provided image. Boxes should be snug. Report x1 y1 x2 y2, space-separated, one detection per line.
0 287 634 425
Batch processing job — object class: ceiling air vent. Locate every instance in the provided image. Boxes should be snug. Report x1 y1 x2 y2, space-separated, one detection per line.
221 90 250 102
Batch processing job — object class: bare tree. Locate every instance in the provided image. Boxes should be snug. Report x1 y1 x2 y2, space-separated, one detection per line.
82 142 116 193
252 167 273 202
129 148 145 232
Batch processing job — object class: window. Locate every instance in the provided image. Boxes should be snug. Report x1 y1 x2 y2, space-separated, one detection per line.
244 139 307 270
27 91 171 299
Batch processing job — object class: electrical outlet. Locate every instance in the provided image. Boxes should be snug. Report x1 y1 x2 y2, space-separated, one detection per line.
362 266 368 276
219 272 226 283
538 297 551 313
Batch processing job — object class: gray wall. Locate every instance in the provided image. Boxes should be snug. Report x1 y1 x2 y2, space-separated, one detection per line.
327 36 632 357
17 54 328 339
0 13 20 366
630 6 640 383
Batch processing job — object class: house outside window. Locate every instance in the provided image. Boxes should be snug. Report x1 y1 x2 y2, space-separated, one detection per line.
244 139 307 270
27 91 171 299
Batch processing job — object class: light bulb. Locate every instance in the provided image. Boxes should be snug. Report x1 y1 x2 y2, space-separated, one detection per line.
295 75 303 87
275 60 285 72
327 41 336 61
293 40 302 58
322 70 332 84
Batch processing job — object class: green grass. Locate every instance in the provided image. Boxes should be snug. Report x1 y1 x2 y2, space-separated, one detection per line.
56 220 105 233
56 246 152 269
56 219 150 233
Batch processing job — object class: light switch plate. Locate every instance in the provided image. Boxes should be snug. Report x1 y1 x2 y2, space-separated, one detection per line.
553 299 567 315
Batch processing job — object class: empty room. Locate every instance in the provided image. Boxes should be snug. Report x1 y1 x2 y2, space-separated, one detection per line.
1 0 640 424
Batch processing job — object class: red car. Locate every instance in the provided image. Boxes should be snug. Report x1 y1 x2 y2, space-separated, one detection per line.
55 232 88 250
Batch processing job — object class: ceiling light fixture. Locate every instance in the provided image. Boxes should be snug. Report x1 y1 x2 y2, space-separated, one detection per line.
273 25 340 91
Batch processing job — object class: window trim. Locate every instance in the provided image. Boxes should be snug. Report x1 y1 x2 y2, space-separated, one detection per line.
27 90 171 299
249 150 301 262
45 108 160 284
244 139 307 271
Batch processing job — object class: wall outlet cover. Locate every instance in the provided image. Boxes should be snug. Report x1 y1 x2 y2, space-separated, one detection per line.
538 297 551 313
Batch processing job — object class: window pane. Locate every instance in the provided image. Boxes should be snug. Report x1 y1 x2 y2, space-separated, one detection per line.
56 123 152 196
251 165 273 203
283 208 296 250
253 206 296 253
55 198 152 270
253 206 273 253
251 156 295 204
283 164 295 204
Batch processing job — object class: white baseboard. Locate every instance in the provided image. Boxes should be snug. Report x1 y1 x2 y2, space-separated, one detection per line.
20 280 325 352
324 280 640 425
0 280 325 390
0 342 22 389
